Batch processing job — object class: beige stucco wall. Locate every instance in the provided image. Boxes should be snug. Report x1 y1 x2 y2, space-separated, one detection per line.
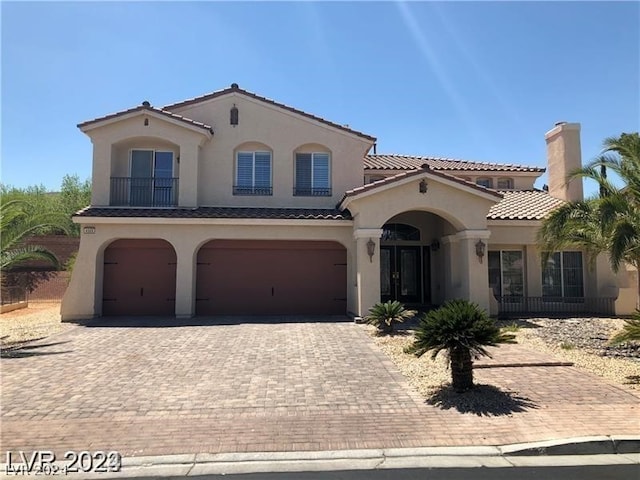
171 94 373 208
545 122 584 202
61 219 356 321
84 113 210 207
343 172 499 313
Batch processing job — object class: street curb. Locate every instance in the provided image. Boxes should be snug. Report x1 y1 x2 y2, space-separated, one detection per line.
2 436 638 479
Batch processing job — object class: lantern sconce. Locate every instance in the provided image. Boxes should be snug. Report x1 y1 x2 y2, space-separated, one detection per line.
366 238 376 263
475 240 486 263
430 239 440 252
419 179 428 194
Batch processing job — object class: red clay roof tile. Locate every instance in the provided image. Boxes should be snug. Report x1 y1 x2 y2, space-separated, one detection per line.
78 104 214 133
365 154 544 173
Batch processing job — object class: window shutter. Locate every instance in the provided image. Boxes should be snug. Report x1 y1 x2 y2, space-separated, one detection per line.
312 153 329 188
296 153 312 191
237 152 253 186
254 152 271 187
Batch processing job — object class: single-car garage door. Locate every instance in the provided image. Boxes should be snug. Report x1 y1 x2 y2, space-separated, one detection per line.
103 239 176 316
196 240 347 315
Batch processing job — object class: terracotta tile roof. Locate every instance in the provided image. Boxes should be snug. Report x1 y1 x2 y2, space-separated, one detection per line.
75 206 351 221
488 190 565 220
78 104 214 133
342 166 503 201
163 83 376 142
365 154 544 173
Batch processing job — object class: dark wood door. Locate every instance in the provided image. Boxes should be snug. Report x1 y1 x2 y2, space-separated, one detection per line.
196 240 347 315
381 246 422 304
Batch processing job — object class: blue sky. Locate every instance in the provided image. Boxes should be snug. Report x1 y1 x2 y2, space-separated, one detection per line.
2 1 638 196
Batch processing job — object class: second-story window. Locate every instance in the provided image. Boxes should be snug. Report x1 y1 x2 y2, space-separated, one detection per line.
234 151 272 195
295 152 331 196
497 177 514 189
476 177 493 188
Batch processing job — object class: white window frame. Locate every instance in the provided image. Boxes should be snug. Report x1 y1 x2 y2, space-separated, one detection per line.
497 177 514 189
234 150 273 195
542 251 585 298
294 151 331 196
476 177 493 188
489 250 525 298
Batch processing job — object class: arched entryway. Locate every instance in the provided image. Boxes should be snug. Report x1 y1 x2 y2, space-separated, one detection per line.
196 240 347 315
102 239 177 316
380 212 456 307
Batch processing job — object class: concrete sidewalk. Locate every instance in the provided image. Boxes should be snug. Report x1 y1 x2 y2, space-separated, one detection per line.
2 438 638 479
1 318 639 459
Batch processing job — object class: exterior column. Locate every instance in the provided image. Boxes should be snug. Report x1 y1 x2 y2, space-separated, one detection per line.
91 140 111 206
441 234 459 301
173 239 197 318
61 229 102 321
456 230 492 312
178 142 200 207
353 228 383 318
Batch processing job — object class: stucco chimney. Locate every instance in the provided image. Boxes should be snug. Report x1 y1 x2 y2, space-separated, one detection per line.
544 121 583 202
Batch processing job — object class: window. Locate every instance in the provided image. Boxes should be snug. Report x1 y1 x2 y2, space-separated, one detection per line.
381 223 421 241
488 250 524 298
542 251 584 298
295 152 331 196
497 178 514 189
128 150 175 206
476 178 493 188
234 151 272 195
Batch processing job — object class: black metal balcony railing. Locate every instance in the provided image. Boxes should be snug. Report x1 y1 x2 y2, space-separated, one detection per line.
110 177 178 207
293 187 332 197
496 296 615 317
233 186 273 196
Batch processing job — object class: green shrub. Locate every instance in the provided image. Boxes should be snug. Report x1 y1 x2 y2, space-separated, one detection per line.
406 299 516 392
364 300 417 335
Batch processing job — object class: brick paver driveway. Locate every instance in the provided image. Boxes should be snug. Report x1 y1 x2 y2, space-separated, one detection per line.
1 317 638 457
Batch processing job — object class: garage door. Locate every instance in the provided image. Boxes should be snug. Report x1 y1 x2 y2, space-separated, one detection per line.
103 239 176 316
196 240 347 315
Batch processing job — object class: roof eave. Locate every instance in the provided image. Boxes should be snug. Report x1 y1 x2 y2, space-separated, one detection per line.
78 107 214 137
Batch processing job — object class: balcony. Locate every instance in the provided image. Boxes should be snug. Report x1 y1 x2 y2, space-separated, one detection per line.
110 177 179 207
293 187 332 197
233 186 273 196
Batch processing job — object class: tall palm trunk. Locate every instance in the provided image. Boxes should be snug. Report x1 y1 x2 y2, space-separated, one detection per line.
450 346 474 392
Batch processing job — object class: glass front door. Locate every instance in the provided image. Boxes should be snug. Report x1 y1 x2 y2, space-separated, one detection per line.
380 246 422 304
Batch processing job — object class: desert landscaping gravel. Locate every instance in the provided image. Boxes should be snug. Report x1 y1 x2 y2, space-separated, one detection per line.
0 303 74 348
366 316 640 394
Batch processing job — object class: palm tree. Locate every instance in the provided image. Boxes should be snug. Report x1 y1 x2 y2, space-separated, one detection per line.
364 300 417 335
0 200 68 271
406 300 515 391
538 132 640 302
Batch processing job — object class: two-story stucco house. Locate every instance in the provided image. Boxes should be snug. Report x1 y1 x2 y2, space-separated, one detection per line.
61 83 636 321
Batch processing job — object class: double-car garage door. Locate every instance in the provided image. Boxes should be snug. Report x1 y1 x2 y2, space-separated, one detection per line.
102 239 346 316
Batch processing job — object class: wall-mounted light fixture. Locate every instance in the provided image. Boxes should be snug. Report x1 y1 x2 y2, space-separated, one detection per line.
419 179 428 193
367 238 376 263
475 240 486 263
83 226 96 235
430 239 440 252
